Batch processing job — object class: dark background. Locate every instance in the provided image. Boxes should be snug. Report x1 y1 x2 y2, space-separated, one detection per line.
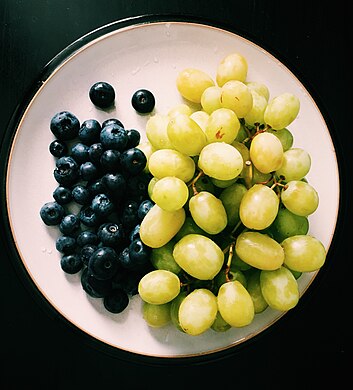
0 1 350 388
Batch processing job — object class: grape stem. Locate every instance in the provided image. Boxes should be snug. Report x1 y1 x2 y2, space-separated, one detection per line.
188 170 204 195
225 242 235 282
243 160 253 189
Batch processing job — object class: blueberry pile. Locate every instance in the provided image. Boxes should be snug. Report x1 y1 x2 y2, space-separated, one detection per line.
40 86 156 314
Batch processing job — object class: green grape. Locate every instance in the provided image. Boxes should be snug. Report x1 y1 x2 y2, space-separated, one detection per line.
230 251 253 272
176 68 215 103
190 110 209 132
138 270 181 305
174 216 208 241
246 81 270 101
173 234 224 280
239 184 279 230
250 132 284 174
266 128 293 151
148 176 158 199
234 123 248 142
198 142 243 181
231 141 250 176
235 231 284 270
246 270 268 314
217 281 255 327
214 269 247 292
201 85 223 114
280 180 319 216
148 149 195 182
252 166 272 185
189 191 227 235
167 113 207 156
139 204 185 248
146 114 173 150
244 90 268 126
264 93 300 130
150 240 182 275
211 311 231 332
282 235 326 272
269 207 309 243
260 266 299 311
142 302 171 328
210 177 237 188
168 103 193 118
219 182 247 228
151 176 189 211
205 108 240 144
220 80 253 118
216 52 248 86
276 148 311 181
179 289 218 335
136 141 156 174
170 291 187 332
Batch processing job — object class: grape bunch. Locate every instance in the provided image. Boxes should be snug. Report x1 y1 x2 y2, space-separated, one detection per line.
137 52 326 335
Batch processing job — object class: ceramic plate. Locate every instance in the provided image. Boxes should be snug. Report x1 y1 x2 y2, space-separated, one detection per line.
5 19 340 359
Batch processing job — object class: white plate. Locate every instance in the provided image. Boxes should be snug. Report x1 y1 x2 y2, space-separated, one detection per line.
6 20 340 358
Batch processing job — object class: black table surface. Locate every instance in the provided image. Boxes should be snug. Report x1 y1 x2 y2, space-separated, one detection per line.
0 1 351 388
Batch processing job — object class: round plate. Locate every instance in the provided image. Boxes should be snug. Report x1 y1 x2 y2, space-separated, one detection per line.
4 19 340 359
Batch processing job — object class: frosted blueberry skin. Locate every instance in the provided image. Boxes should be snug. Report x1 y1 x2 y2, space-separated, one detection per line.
59 214 80 235
53 186 72 205
100 123 128 151
88 246 119 280
78 119 102 145
49 139 68 158
89 81 115 109
55 235 76 254
76 231 98 247
120 148 147 176
61 254 83 274
91 193 115 218
50 111 80 141
40 201 65 226
54 156 79 186
71 184 91 206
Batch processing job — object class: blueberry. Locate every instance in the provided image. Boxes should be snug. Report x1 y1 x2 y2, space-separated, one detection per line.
129 224 140 242
71 184 91 205
89 82 115 109
103 289 129 313
40 201 65 226
126 172 151 202
54 156 79 186
78 119 101 145
71 143 90 163
49 139 68 158
121 200 139 230
102 173 126 196
100 124 128 151
118 270 143 295
53 186 72 205
88 143 104 165
88 247 119 280
76 230 98 247
97 222 125 248
59 214 80 235
80 244 98 266
120 148 147 176
137 199 154 220
126 129 141 149
131 89 155 114
56 235 76 254
100 149 121 172
79 206 101 227
102 118 124 129
80 161 100 181
118 247 134 269
60 254 83 274
50 111 80 140
129 239 151 266
86 178 106 197
91 193 114 217
81 267 112 298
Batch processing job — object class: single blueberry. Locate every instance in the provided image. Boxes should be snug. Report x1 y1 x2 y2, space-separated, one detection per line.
80 161 100 181
50 111 80 140
61 254 83 274
72 184 91 205
100 149 121 172
121 200 139 230
137 199 154 221
71 143 90 163
128 239 151 266
53 186 72 205
100 124 128 151
131 89 155 114
91 193 114 217
59 214 81 235
88 143 104 165
80 244 98 266
81 267 112 298
97 222 125 249
79 206 101 227
56 235 76 254
49 139 68 158
102 118 124 129
125 129 141 149
126 172 151 202
40 201 65 226
86 178 106 197
118 247 134 269
88 246 119 280
103 289 129 313
120 148 147 176
129 224 140 242
102 173 126 196
78 119 101 145
89 82 115 109
54 156 79 186
76 230 98 247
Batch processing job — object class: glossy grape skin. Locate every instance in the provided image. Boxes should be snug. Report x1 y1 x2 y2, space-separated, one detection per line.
246 270 268 313
145 114 173 150
235 231 284 270
239 184 279 230
142 302 171 328
139 204 185 248
282 235 326 272
173 234 224 280
205 108 240 144
211 311 231 332
151 176 189 211
244 90 268 126
220 80 253 118
280 180 319 216
217 281 255 327
189 191 227 235
138 270 180 304
170 291 187 332
260 266 299 311
201 86 223 114
176 68 215 103
168 103 193 118
216 52 248 86
264 93 300 130
150 240 182 275
136 141 156 174
178 289 218 335
219 183 247 228
276 148 311 181
246 81 270 101
174 216 209 241
189 110 209 132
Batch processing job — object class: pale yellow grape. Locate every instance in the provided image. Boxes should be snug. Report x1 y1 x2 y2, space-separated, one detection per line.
260 266 299 311
148 149 195 182
210 177 237 188
246 81 270 101
267 128 294 151
239 184 279 230
189 191 227 234
250 132 284 174
246 270 268 314
216 52 248 86
142 302 171 328
205 108 240 144
211 311 231 332
151 176 189 211
173 234 224 280
236 231 284 270
282 235 326 272
179 289 218 335
167 113 207 156
174 216 208 241
150 241 182 275
146 114 173 150
264 93 300 130
244 90 268 126
276 148 311 181
198 142 243 181
136 141 156 173
148 177 158 199
220 80 253 118
217 281 255 327
190 110 209 132
176 68 215 103
234 123 248 142
231 141 250 177
139 204 185 248
281 180 319 216
168 103 193 118
138 270 181 304
219 182 247 228
200 86 222 114
170 291 187 332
